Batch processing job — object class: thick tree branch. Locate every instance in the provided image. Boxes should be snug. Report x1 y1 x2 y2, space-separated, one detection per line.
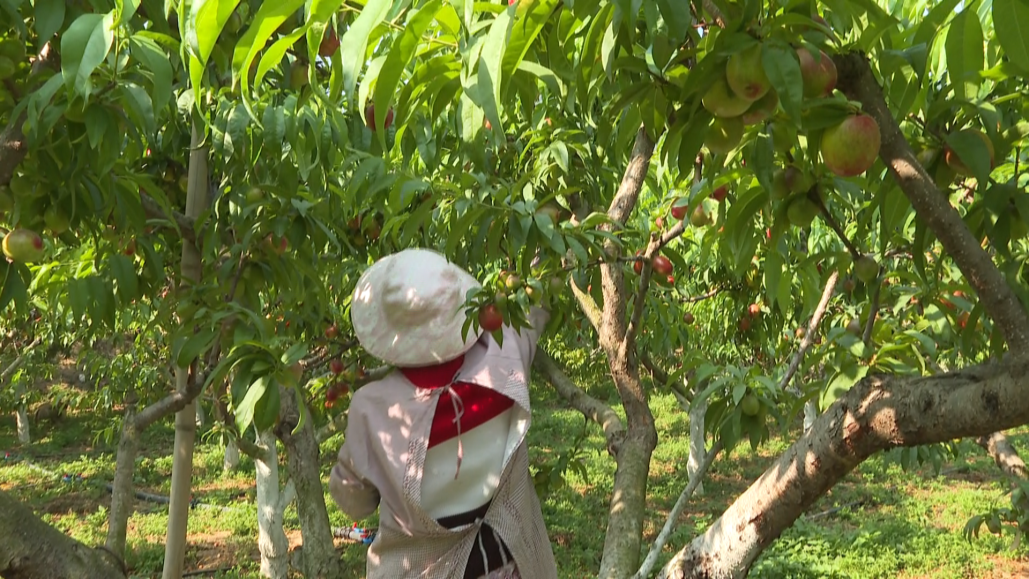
635 439 724 579
780 271 839 390
834 51 1029 351
571 282 602 331
132 373 205 431
0 489 128 579
660 356 1029 579
977 432 1029 479
533 349 626 457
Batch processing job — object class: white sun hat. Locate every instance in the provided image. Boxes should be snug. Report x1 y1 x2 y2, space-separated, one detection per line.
350 248 484 367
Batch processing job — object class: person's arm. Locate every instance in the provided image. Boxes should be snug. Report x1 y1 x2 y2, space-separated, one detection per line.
327 403 381 520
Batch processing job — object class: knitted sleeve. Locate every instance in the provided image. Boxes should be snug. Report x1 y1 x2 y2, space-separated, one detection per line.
328 400 381 520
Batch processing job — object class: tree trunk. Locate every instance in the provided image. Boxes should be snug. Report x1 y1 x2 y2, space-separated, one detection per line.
275 387 344 579
195 402 206 430
16 405 30 444
255 430 290 579
658 357 1029 579
0 489 127 579
223 435 241 473
596 128 660 579
687 397 708 496
105 393 139 557
162 124 210 579
14 383 30 444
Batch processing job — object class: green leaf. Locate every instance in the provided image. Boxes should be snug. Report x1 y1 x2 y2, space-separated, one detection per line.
946 130 993 184
479 8 516 144
993 0 1029 73
236 375 271 434
372 0 442 143
821 362 869 408
253 381 281 432
657 0 691 42
762 40 803 122
35 0 66 49
175 328 218 368
230 0 306 116
339 0 392 103
186 0 241 65
0 260 28 313
60 11 117 96
129 36 173 113
501 0 562 93
945 8 984 101
115 0 142 26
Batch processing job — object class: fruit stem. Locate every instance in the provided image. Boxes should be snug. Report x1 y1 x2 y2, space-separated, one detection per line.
807 185 863 260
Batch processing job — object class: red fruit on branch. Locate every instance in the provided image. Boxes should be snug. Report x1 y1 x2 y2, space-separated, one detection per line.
652 255 673 276
478 303 504 332
330 359 344 375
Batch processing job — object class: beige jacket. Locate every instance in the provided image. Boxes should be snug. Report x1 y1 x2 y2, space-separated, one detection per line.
328 307 558 579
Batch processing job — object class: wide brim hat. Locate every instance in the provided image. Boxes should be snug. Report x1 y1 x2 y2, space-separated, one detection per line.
350 248 483 368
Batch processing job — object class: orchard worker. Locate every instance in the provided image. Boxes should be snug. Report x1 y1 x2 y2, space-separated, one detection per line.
328 248 559 579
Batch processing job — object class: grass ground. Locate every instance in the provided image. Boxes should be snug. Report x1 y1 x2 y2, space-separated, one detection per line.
3 374 1029 578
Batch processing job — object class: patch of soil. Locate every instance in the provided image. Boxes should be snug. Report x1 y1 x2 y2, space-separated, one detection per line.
186 530 261 571
41 490 109 516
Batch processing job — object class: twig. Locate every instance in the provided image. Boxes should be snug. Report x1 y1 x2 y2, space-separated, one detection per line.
633 438 724 579
862 280 881 346
684 287 724 304
780 271 838 390
810 187 862 260
0 336 42 382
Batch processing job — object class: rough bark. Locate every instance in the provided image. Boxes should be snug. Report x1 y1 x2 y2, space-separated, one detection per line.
596 127 660 579
255 430 290 579
0 489 127 579
659 357 1029 579
103 366 207 559
275 386 345 579
533 349 625 457
977 432 1029 479
223 436 241 473
162 125 210 579
105 391 139 557
687 397 708 496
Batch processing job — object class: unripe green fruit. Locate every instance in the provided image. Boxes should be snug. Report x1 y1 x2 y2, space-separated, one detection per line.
786 198 819 227
771 170 790 200
854 255 879 283
43 206 70 234
705 116 744 156
702 76 753 118
726 43 771 101
740 393 760 416
0 56 15 80
2 228 45 262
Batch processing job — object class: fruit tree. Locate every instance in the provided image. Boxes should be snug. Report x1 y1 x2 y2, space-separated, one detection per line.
2 1 1029 579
